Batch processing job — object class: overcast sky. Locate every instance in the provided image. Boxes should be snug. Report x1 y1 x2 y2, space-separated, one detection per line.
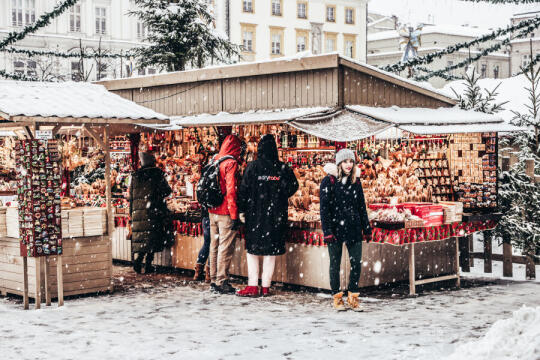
368 0 540 29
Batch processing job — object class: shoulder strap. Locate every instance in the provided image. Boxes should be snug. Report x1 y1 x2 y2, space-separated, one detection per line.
214 155 235 165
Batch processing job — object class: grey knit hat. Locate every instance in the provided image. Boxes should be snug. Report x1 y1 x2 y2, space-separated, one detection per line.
335 148 356 165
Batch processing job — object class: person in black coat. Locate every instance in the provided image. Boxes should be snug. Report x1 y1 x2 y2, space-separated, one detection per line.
237 134 299 297
129 152 173 274
320 149 371 311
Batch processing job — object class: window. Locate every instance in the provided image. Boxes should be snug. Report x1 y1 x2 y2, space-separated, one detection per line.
345 8 354 24
325 33 337 52
297 2 307 19
480 64 487 78
241 24 256 53
272 0 282 16
95 7 107 35
138 68 146 76
26 60 36 77
13 60 25 75
13 60 36 78
344 35 356 58
147 68 156 75
522 54 531 68
270 28 284 56
11 0 35 27
326 6 336 22
296 30 309 52
447 60 454 75
137 22 147 40
70 4 81 32
71 61 81 81
243 0 253 13
493 65 499 79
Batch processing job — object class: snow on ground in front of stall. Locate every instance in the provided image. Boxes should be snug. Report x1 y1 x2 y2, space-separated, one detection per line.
1 271 538 360
445 305 540 360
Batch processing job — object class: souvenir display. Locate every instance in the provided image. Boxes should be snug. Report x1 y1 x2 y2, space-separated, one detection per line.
16 140 62 257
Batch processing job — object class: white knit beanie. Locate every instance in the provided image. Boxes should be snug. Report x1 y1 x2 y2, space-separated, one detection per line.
335 148 355 166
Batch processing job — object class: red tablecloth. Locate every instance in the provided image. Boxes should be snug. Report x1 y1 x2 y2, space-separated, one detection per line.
371 220 498 246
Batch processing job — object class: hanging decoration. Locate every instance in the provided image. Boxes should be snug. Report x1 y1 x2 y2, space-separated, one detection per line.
399 23 423 63
0 69 38 81
0 47 129 59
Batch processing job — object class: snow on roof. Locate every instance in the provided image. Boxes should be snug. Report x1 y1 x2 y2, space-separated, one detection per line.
346 105 503 125
367 24 492 42
442 74 530 122
0 80 168 122
170 107 331 127
399 123 525 135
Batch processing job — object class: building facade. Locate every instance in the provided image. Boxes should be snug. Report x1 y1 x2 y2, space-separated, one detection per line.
0 0 149 81
367 23 511 88
215 0 367 63
510 11 540 75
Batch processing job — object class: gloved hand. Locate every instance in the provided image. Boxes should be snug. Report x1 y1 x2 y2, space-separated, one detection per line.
324 234 337 244
231 219 241 231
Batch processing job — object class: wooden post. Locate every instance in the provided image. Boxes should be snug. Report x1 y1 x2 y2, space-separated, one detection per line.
23 257 29 310
57 255 64 307
458 236 470 272
408 243 416 296
44 257 51 306
35 257 41 309
455 237 461 288
468 234 474 267
483 231 492 273
502 235 513 277
104 127 114 288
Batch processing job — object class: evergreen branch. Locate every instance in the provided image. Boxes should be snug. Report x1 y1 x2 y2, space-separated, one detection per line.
0 69 39 81
381 16 540 73
0 0 79 50
0 46 130 59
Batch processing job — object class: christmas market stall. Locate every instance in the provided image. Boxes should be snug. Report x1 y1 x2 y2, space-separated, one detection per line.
98 53 522 294
0 80 168 308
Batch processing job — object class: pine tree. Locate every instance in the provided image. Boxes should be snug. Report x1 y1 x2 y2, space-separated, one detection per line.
451 68 507 114
495 65 540 257
129 0 240 72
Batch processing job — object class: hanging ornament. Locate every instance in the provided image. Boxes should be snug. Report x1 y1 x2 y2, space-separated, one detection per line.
398 23 424 63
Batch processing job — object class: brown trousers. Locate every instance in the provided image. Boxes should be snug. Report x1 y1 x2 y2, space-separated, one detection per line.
209 213 238 286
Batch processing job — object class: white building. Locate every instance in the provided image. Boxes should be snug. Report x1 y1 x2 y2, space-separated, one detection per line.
214 0 368 63
0 0 150 81
510 11 540 75
367 23 511 88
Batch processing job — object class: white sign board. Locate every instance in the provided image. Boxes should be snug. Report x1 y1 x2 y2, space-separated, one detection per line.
35 130 53 140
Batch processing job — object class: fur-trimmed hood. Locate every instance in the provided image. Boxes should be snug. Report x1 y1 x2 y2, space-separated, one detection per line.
323 163 361 178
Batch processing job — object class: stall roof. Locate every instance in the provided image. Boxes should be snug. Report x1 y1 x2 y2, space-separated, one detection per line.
0 80 169 124
346 105 503 125
169 107 332 127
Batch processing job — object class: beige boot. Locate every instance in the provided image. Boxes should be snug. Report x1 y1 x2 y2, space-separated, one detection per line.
347 292 364 312
204 264 211 283
332 292 347 311
193 263 205 281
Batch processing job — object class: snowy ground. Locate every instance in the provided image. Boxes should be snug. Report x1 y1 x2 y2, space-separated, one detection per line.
1 265 539 360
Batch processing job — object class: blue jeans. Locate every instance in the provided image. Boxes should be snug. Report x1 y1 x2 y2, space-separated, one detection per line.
196 217 211 265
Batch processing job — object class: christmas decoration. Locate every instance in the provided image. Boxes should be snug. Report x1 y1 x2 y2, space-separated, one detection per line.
129 0 240 71
0 69 38 81
399 23 423 62
0 46 129 59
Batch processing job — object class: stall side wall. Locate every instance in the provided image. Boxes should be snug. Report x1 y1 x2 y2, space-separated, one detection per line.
111 68 340 116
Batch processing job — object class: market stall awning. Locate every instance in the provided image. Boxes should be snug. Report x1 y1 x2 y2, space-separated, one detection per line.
0 80 169 125
169 107 332 127
289 109 394 141
399 123 526 135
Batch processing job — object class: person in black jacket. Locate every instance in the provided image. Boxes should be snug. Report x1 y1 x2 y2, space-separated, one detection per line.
237 134 299 297
320 149 371 311
129 151 173 274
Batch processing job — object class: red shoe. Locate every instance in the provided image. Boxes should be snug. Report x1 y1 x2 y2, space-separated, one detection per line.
236 286 259 297
260 287 271 297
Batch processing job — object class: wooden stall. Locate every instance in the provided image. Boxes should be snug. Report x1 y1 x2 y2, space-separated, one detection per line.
0 80 168 307
98 54 520 294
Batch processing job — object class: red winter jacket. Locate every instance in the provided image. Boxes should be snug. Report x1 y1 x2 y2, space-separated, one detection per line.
208 135 242 220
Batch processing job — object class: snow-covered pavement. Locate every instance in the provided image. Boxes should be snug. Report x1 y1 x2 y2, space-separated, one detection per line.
1 269 538 360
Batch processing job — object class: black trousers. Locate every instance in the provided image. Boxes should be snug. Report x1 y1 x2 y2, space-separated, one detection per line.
327 240 363 294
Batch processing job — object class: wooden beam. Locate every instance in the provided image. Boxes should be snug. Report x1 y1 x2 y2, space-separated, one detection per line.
104 127 114 290
11 115 169 125
51 125 62 137
34 257 41 309
470 252 540 265
57 255 64 307
22 257 29 310
408 243 416 295
483 231 493 273
44 257 51 306
454 237 461 288
83 125 106 149
23 126 34 139
414 274 459 286
96 53 340 91
339 58 456 106
503 236 513 277
459 236 471 272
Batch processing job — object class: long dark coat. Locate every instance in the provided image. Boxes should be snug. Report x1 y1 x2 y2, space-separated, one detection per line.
238 135 298 256
129 165 173 254
319 163 371 244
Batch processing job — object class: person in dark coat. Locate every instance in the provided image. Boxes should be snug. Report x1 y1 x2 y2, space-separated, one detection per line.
236 134 299 297
320 149 371 311
129 151 173 274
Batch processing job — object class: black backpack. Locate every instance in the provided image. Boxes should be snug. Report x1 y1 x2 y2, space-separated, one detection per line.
196 155 235 209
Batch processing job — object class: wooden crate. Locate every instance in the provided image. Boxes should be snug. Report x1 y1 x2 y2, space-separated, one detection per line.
0 235 112 299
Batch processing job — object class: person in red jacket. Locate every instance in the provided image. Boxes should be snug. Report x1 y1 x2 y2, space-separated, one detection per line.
208 135 244 294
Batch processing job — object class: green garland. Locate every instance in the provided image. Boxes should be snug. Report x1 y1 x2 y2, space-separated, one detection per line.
415 66 464 81
1 47 130 59
0 69 38 81
515 53 540 76
0 0 79 50
413 21 540 82
381 16 540 73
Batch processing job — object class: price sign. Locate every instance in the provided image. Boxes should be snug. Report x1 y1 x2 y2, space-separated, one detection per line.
35 130 53 140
